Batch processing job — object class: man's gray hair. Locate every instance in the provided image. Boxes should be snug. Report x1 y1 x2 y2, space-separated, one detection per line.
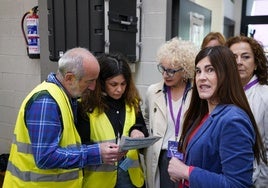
58 47 90 80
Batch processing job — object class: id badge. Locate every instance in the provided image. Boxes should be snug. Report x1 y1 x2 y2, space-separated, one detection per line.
167 140 184 160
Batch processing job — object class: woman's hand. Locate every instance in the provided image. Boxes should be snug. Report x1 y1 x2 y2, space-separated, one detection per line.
168 157 189 182
130 129 144 138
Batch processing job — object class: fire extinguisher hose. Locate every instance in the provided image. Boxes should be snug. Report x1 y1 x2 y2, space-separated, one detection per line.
21 6 39 49
21 11 30 47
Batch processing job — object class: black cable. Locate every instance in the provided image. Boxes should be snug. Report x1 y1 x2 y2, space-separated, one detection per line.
21 11 30 46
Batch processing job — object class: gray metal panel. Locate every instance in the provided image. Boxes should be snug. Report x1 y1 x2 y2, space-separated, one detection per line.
105 0 141 62
89 0 104 56
65 0 77 48
48 0 66 60
47 0 139 62
47 0 104 61
77 0 90 48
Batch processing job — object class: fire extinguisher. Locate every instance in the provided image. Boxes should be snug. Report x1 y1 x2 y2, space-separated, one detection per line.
21 6 40 59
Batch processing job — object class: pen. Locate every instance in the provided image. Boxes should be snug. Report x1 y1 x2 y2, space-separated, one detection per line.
117 132 121 145
109 133 121 149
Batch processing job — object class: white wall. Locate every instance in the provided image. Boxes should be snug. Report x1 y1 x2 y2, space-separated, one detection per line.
232 0 243 35
195 0 224 32
0 0 41 153
134 0 166 106
194 0 242 35
223 0 243 35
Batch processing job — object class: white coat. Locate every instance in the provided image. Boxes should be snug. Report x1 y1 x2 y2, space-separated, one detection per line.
143 81 192 188
246 75 268 187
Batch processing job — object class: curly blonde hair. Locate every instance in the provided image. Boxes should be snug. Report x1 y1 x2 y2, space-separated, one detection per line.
156 37 199 79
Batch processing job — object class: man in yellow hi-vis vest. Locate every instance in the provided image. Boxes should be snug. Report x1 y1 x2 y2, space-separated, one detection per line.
3 48 121 188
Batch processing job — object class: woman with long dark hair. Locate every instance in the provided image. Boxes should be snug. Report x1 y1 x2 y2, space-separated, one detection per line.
168 46 267 188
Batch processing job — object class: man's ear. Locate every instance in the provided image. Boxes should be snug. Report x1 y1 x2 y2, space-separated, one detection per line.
64 72 75 82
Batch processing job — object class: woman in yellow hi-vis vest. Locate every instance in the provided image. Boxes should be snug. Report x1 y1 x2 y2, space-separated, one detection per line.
77 53 149 188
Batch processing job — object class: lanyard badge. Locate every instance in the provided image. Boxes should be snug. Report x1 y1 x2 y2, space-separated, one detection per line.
167 140 184 160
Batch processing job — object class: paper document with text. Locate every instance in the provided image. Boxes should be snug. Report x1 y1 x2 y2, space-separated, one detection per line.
119 136 161 151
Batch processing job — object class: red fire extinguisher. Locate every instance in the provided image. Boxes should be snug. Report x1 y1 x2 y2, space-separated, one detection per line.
21 6 40 59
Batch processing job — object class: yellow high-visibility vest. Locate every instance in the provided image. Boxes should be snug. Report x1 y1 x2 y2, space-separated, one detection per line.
82 104 144 188
3 81 83 188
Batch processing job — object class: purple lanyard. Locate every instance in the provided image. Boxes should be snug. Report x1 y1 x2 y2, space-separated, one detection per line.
243 78 258 91
167 86 187 141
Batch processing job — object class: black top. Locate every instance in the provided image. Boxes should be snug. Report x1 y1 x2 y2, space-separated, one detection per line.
76 96 148 145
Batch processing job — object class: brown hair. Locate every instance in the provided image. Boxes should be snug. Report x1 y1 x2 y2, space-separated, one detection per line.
226 35 268 85
80 53 142 115
201 32 226 50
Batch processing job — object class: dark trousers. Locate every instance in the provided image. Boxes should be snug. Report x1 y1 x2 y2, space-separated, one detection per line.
159 150 179 188
115 159 145 188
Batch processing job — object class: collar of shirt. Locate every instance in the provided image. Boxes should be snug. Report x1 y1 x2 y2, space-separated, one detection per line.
47 72 78 124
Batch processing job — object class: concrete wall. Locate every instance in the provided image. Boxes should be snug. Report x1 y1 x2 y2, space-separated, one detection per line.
195 0 225 32
194 0 242 35
134 0 167 105
0 0 41 153
0 0 242 154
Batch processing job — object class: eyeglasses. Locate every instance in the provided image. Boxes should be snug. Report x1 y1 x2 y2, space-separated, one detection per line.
157 64 184 77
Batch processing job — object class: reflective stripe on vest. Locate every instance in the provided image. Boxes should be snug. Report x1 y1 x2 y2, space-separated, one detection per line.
85 159 140 172
3 81 82 187
83 104 144 188
13 134 80 154
6 161 79 182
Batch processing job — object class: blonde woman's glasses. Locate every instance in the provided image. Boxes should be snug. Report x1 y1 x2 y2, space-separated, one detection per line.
157 64 183 77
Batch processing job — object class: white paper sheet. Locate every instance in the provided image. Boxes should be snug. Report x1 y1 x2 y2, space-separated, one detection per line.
119 136 161 151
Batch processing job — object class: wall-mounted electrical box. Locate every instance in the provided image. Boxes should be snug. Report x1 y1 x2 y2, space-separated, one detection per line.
47 0 141 62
